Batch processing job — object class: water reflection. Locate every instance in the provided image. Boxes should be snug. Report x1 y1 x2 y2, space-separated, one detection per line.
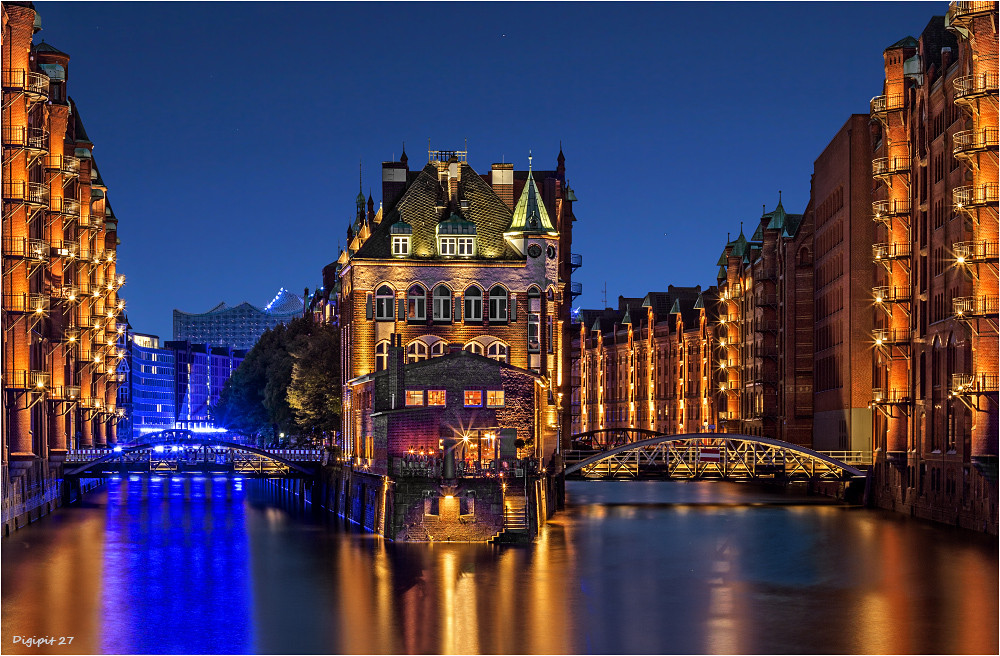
2 479 997 655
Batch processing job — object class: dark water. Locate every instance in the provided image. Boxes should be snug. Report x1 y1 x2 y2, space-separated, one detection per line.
3 477 997 655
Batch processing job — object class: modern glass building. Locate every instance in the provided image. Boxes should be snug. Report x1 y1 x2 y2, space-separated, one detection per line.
172 287 304 350
166 341 245 431
125 333 176 441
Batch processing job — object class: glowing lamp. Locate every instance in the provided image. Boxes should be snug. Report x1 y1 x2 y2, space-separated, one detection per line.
956 256 965 264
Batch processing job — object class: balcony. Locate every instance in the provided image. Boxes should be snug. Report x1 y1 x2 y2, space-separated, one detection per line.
953 295 999 318
873 328 910 347
872 242 912 262
754 320 779 332
570 282 583 299
954 70 998 103
754 294 777 307
730 284 743 298
756 268 777 282
953 128 999 158
949 0 998 22
0 69 50 99
872 152 910 179
954 183 999 212
50 385 81 402
755 344 779 359
2 180 49 207
872 198 911 223
44 154 81 179
952 373 999 394
2 370 51 390
570 253 583 271
873 286 911 304
2 293 49 314
54 196 81 221
2 237 50 263
25 127 48 154
51 240 80 260
954 240 999 265
870 94 905 121
871 388 910 405
63 327 81 346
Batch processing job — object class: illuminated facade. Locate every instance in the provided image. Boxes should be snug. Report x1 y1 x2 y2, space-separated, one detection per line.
2 1 126 471
122 332 176 440
574 287 719 437
172 287 304 350
326 147 577 469
868 4 997 527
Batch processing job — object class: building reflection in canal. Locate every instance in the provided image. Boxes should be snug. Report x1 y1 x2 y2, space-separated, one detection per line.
2 478 997 655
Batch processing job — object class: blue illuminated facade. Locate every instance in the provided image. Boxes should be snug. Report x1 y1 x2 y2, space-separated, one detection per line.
125 333 177 441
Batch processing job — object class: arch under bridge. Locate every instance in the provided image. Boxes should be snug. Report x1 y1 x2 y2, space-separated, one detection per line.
63 429 323 478
564 430 865 483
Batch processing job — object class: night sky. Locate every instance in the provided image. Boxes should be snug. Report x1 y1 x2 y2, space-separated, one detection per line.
37 1 941 340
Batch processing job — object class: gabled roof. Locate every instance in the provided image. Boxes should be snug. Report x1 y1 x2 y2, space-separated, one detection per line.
34 40 69 56
70 98 91 144
509 158 554 233
886 35 919 51
353 162 521 261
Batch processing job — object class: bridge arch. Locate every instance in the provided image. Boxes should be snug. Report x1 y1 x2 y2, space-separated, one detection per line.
64 430 316 477
564 432 864 479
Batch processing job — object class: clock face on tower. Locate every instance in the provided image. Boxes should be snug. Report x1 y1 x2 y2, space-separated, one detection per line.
527 244 542 258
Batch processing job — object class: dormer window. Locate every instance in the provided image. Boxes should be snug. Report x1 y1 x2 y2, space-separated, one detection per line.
390 220 413 257
437 212 476 258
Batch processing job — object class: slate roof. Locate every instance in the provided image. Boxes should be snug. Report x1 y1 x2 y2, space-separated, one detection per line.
34 41 68 56
886 35 919 50
509 161 555 233
70 98 91 144
353 162 522 261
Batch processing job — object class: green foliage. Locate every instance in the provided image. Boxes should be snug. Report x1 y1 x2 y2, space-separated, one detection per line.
214 315 340 444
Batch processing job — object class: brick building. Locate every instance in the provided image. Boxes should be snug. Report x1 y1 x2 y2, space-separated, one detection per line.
811 115 875 452
2 1 125 474
573 285 719 438
868 4 997 529
714 196 814 445
324 147 578 468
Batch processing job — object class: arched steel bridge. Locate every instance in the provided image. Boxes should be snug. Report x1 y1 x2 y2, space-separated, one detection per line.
565 429 865 482
63 429 323 478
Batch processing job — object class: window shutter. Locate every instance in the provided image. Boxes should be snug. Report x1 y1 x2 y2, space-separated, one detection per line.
454 298 461 321
398 299 405 321
510 294 517 322
366 293 373 320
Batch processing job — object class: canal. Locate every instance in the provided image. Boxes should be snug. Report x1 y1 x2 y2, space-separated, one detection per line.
2 477 997 655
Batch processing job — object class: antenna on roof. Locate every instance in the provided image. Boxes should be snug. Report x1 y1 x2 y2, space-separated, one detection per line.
602 282 607 308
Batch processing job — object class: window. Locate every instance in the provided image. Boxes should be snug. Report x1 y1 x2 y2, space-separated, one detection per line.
464 286 482 321
457 237 474 256
408 285 426 321
431 341 447 357
433 285 451 321
428 390 446 406
464 342 484 355
392 235 410 256
528 314 541 351
439 237 456 256
464 390 483 406
375 285 394 320
487 390 505 407
375 340 389 371
405 390 424 406
487 342 508 363
407 341 427 363
489 286 508 322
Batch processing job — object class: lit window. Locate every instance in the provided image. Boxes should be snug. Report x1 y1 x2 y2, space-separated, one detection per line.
528 313 540 351
407 341 428 363
464 286 483 321
487 390 505 407
439 237 457 256
392 236 410 256
489 286 508 322
457 237 475 256
406 390 424 406
464 390 483 407
464 342 484 355
374 340 389 371
487 342 508 363
408 285 426 321
431 341 447 358
375 285 394 320
428 390 446 406
433 285 451 321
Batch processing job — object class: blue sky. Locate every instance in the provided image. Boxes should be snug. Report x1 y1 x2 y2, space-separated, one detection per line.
38 1 941 338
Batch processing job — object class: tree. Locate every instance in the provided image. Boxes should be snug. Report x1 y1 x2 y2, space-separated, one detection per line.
287 320 341 440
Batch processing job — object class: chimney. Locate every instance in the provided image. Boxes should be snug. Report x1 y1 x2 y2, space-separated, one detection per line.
491 163 514 209
941 47 952 71
382 159 408 212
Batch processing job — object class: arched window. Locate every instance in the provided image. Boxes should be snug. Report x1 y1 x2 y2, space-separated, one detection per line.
407 340 428 363
374 340 389 371
464 342 484 355
464 286 482 322
489 286 508 322
487 341 508 363
407 285 426 321
375 285 394 320
431 341 447 357
433 285 451 322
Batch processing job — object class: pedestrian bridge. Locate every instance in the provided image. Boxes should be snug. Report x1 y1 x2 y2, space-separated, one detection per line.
63 430 323 478
564 430 866 482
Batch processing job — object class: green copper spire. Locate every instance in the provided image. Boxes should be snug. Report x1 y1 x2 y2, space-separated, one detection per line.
509 153 554 233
